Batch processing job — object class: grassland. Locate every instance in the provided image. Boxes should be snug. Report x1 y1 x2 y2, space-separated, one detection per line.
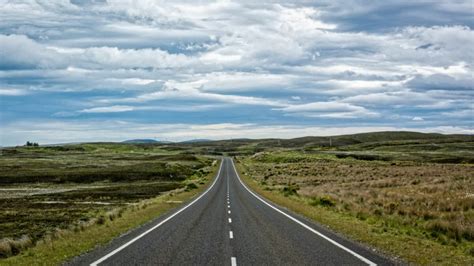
0 143 215 262
235 134 474 265
1 131 472 265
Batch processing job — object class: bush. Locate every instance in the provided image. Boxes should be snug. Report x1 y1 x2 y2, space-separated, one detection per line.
282 184 299 196
96 215 106 225
185 183 198 191
0 235 33 258
310 196 336 207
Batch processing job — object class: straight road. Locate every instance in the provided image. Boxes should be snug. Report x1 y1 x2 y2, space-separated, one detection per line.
69 157 393 265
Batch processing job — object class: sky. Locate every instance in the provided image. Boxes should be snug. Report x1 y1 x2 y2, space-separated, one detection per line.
0 0 473 145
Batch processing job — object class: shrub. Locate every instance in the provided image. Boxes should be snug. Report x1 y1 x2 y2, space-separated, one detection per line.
0 235 33 258
0 239 13 258
282 184 299 196
96 215 106 225
310 196 336 207
186 183 198 191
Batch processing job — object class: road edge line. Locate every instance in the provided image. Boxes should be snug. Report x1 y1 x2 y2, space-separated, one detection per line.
90 158 224 266
230 158 377 266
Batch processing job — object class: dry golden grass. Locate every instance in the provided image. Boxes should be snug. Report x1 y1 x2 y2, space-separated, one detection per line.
239 152 474 263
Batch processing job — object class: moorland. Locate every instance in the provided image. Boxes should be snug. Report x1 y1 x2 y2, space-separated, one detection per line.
0 131 473 264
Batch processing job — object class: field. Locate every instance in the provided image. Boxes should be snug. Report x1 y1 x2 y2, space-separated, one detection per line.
0 143 214 259
235 133 474 264
0 131 473 264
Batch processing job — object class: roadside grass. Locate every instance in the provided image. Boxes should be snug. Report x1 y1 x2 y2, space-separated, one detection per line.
236 155 474 265
0 159 219 266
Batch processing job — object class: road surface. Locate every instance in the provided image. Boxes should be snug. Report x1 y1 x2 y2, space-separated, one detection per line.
69 157 393 265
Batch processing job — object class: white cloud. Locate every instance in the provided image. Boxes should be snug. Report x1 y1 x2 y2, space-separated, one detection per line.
80 105 135 113
277 101 379 119
0 88 29 96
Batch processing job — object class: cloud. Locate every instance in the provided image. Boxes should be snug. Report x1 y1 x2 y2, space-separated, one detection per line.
316 1 474 31
0 88 29 96
0 34 65 70
412 116 424 121
0 1 473 144
277 101 379 119
407 74 473 91
79 105 135 113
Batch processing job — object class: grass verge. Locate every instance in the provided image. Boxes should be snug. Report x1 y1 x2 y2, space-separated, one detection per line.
235 159 474 265
0 159 220 266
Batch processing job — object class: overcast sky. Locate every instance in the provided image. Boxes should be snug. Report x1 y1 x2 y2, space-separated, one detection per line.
0 0 473 145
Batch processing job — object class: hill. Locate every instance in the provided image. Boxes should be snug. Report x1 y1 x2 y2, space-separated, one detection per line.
122 139 159 144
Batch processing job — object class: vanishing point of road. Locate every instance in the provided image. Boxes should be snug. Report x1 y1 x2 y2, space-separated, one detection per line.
69 157 393 266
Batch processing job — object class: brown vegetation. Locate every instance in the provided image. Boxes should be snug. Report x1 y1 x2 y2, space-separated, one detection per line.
241 152 474 253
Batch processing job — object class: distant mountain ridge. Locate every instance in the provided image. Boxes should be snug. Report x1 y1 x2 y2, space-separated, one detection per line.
122 139 160 144
180 139 212 143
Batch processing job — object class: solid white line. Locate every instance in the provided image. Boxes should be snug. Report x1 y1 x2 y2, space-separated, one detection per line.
90 159 225 266
231 257 237 266
228 218 232 223
230 159 377 266
229 231 234 239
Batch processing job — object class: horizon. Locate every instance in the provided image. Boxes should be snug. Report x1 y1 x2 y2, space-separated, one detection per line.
1 1 473 146
2 129 472 147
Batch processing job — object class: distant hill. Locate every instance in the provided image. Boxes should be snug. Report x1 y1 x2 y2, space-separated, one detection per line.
122 139 160 144
180 139 212 143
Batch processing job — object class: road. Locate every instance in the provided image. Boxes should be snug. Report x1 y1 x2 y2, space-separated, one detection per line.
69 157 393 266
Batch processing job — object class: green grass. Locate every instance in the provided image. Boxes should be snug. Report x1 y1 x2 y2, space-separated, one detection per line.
0 144 207 184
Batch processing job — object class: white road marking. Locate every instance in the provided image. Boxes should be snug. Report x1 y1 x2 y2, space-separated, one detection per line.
228 205 230 208
89 159 225 266
229 231 234 239
230 159 377 266
231 257 237 266
228 218 232 223
228 210 231 214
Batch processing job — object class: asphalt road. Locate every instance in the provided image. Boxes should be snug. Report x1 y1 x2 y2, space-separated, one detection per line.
69 157 393 266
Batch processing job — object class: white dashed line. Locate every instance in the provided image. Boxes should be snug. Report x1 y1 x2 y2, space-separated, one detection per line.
231 257 237 266
229 231 234 239
228 210 231 214
228 218 232 223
